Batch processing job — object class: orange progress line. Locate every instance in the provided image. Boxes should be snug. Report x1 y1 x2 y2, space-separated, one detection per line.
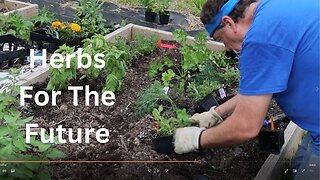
0 160 201 163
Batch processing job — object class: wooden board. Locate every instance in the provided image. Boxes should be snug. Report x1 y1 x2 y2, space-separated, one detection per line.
105 24 226 51
2 0 38 20
254 121 304 180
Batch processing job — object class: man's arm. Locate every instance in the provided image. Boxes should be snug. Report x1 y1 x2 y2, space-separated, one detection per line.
200 94 272 148
215 94 239 119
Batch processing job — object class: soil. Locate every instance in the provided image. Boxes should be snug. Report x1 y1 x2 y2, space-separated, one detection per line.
22 44 286 179
0 7 9 13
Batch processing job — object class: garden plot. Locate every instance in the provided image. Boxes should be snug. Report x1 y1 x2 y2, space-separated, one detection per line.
7 24 304 179
0 0 38 20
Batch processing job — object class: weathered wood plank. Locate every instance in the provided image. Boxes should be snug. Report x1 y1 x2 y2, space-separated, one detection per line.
255 122 304 180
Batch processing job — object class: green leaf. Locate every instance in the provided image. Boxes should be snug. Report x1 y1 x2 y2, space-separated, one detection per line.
0 143 13 157
46 149 66 159
30 138 51 152
0 127 10 136
13 138 27 151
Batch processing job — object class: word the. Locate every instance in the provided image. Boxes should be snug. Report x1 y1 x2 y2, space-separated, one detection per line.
30 48 105 69
26 124 110 144
20 85 115 106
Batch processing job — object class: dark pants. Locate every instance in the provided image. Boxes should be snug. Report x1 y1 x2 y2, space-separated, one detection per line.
292 133 320 180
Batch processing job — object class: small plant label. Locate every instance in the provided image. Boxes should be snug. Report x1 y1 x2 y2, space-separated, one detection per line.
218 88 227 99
163 86 169 94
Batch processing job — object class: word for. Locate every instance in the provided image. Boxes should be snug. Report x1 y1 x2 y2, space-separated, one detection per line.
30 48 105 69
20 85 115 106
26 124 110 144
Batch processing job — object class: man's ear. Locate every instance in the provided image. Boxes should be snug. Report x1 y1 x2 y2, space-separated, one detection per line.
221 16 237 33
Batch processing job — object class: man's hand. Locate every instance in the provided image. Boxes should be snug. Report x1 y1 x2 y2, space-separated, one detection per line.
189 107 223 128
173 127 205 154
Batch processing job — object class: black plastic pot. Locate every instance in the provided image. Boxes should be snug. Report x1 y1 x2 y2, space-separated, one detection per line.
159 12 170 25
199 94 219 111
145 11 157 22
0 34 32 69
30 28 82 53
153 135 174 155
258 128 284 154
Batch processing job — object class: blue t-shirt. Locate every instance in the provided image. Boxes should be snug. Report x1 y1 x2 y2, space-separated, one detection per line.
239 0 320 152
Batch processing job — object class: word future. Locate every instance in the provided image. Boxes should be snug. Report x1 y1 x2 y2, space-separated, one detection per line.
26 124 110 144
20 85 115 106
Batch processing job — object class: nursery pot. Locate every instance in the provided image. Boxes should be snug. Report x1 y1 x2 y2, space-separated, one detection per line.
153 135 174 155
0 34 32 69
258 128 284 154
145 11 157 22
199 94 219 111
159 12 170 25
30 28 83 53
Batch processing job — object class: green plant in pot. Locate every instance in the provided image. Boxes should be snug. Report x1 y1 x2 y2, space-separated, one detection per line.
158 0 171 25
140 0 157 22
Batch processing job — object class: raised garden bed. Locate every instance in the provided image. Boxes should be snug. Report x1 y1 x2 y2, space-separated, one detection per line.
17 24 304 179
0 0 38 20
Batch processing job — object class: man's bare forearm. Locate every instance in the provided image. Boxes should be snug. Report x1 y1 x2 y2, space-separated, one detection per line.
214 94 239 119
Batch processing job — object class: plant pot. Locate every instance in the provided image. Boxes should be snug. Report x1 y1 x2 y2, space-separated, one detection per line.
145 11 157 22
30 28 83 53
199 93 219 111
159 12 170 25
153 135 174 155
0 34 32 69
258 128 285 154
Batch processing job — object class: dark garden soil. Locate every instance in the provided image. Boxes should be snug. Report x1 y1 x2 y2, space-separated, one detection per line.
22 44 286 179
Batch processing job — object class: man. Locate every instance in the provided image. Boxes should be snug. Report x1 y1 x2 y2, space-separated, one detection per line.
173 0 319 179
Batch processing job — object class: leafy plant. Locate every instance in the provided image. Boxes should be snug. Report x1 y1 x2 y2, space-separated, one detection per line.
0 11 33 40
47 21 83 41
152 105 191 136
74 0 108 36
140 0 157 12
0 69 65 179
158 0 171 15
47 45 77 90
148 60 163 79
130 34 158 58
31 7 55 28
135 81 176 117
162 69 176 87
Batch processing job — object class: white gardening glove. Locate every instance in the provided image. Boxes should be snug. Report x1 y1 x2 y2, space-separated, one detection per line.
189 106 223 128
173 127 205 154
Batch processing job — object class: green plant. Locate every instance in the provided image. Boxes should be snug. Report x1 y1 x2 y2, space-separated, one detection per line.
162 69 176 87
140 0 157 12
135 81 176 117
47 45 77 90
0 69 65 179
74 0 108 36
189 0 206 12
152 105 191 136
130 34 158 58
158 0 171 14
0 11 33 40
47 21 83 41
31 7 55 28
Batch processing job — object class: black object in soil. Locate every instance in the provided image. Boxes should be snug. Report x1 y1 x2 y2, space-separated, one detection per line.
30 28 82 53
258 128 284 154
145 11 157 22
153 135 174 155
199 93 219 111
159 12 170 25
0 34 32 69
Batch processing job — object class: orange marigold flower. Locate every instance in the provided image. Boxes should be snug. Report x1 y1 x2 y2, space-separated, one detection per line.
70 23 81 33
52 21 62 29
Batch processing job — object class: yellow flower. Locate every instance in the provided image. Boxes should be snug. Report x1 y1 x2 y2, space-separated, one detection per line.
70 23 81 33
52 21 62 29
